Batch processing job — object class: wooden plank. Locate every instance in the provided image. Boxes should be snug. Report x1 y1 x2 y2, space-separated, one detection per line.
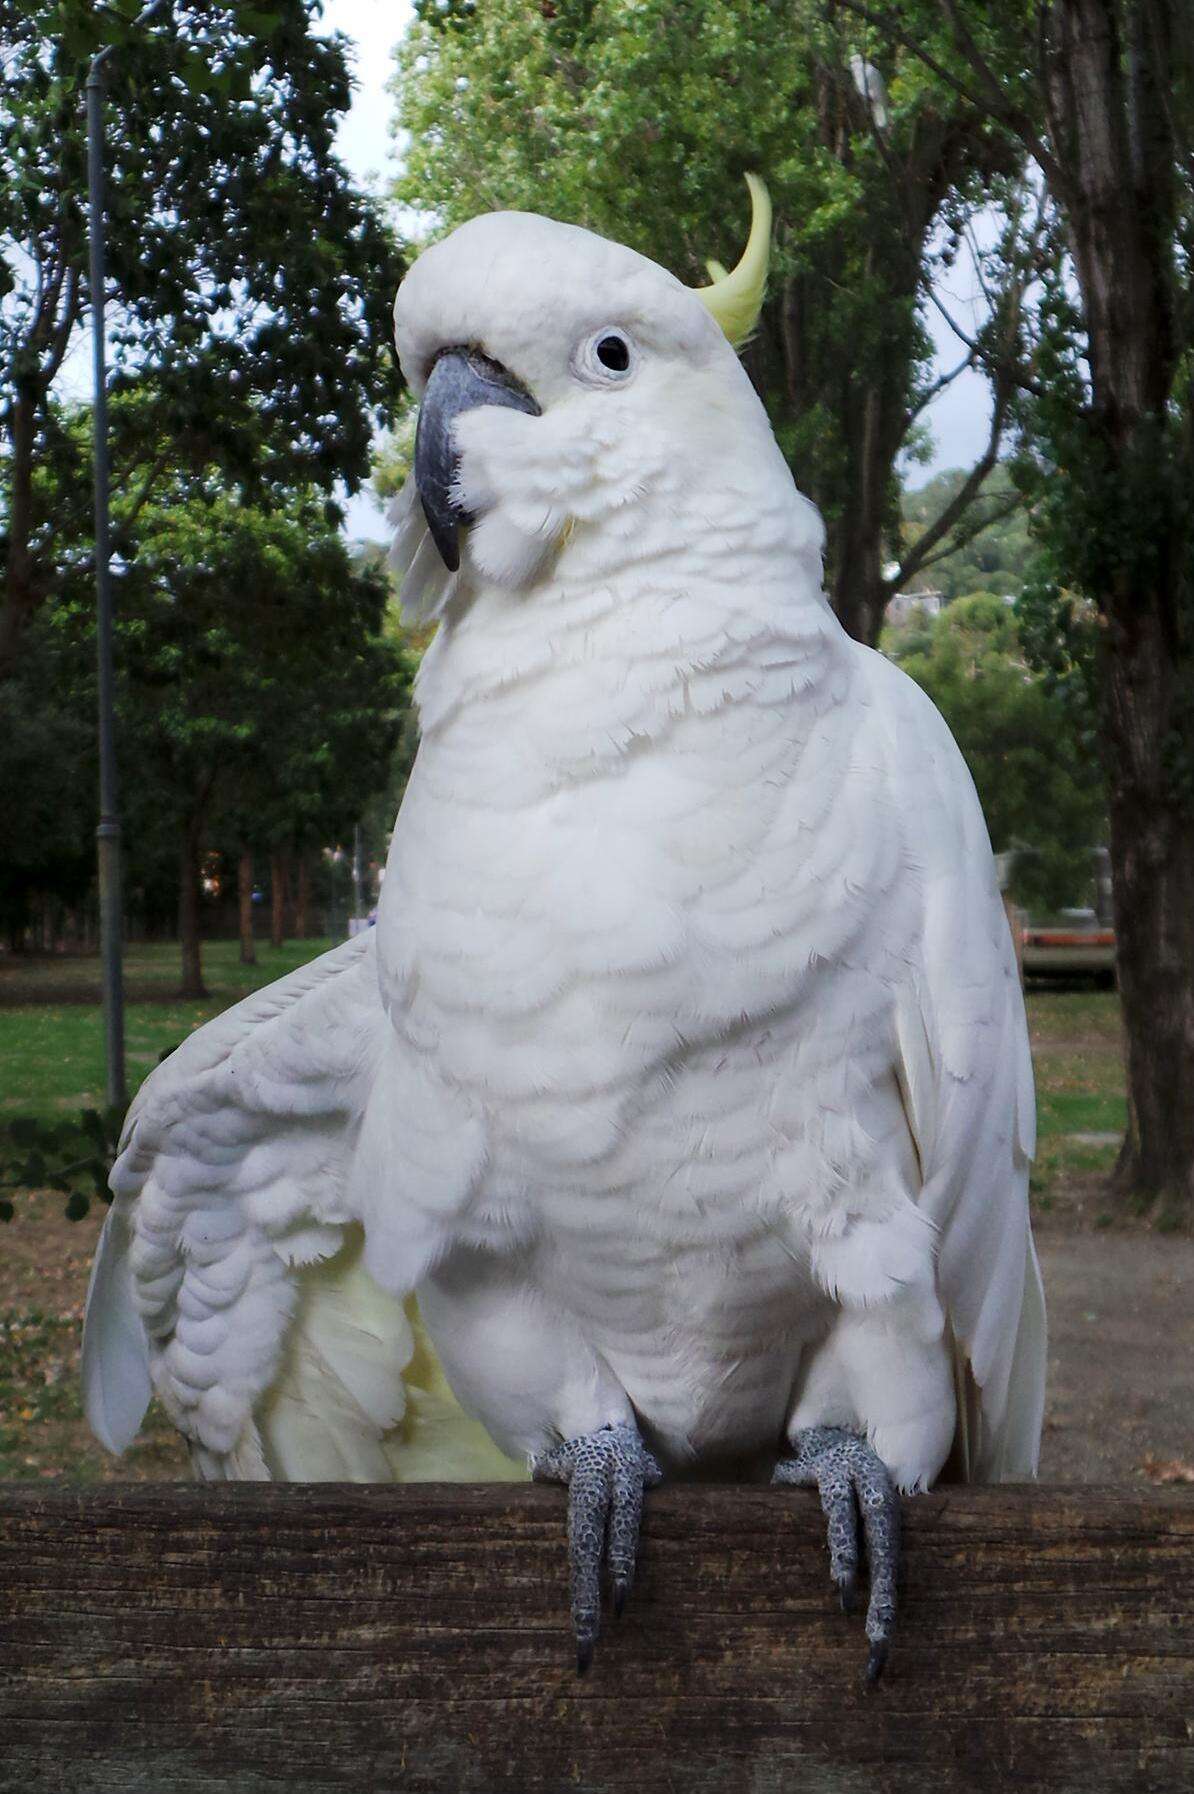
1 1483 1192 1794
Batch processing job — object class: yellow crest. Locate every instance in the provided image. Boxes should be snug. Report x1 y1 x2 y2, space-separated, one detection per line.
693 174 771 348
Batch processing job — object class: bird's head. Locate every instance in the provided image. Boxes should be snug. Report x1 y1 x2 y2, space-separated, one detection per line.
390 178 790 605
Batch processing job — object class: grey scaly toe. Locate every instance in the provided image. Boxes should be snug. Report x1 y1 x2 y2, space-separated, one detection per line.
533 1421 663 1673
774 1425 901 1682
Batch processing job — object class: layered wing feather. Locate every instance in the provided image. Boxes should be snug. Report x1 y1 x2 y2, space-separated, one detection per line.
871 652 1046 1481
83 931 522 1482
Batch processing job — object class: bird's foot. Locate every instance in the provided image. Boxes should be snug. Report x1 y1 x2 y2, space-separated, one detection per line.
773 1425 900 1684
532 1421 663 1674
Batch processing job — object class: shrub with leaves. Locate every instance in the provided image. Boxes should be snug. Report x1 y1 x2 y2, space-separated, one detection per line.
0 1107 127 1226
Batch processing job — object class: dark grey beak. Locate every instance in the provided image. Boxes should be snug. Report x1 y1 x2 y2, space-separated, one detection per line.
414 348 540 571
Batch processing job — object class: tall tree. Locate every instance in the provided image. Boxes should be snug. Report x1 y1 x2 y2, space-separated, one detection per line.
50 476 412 995
842 0 1194 1214
389 0 1027 645
887 592 1107 912
0 608 96 946
1 0 404 672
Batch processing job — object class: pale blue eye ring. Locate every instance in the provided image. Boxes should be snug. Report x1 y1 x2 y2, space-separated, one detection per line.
572 327 638 386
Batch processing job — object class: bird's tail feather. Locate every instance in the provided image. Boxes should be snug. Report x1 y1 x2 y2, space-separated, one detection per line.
944 1230 1046 1484
994 1231 1046 1479
82 1199 152 1455
250 1227 526 1484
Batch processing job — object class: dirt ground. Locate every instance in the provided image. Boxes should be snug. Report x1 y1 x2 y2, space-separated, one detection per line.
1036 1225 1194 1481
1 1186 1191 1486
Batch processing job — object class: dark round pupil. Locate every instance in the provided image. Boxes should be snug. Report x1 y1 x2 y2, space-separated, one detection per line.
596 334 630 372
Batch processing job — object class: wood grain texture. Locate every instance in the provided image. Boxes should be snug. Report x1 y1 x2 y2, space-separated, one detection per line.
1 1483 1192 1794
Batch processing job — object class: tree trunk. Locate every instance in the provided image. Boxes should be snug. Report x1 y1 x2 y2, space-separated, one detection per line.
1104 600 1194 1212
270 849 289 951
178 815 207 1000
1047 0 1193 1213
827 373 904 648
774 103 987 647
829 521 888 648
237 847 256 966
293 852 311 939
1 266 80 677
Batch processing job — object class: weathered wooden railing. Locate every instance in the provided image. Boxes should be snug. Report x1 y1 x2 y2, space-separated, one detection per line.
2 1483 1191 1793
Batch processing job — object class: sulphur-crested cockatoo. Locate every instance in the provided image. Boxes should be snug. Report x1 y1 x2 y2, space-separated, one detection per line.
84 177 1044 1680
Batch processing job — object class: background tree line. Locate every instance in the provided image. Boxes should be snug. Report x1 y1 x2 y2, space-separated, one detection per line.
1 0 413 993
2 0 1189 1218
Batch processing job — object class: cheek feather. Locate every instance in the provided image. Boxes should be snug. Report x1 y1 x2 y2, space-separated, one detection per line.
452 402 669 590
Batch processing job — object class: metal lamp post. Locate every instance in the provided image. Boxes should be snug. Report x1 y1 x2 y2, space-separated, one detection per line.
85 0 170 1111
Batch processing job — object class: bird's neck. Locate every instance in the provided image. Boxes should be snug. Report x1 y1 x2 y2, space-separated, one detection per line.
412 474 847 768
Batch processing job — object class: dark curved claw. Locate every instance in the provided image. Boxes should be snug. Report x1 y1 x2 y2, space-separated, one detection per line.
774 1425 902 1683
532 1422 663 1672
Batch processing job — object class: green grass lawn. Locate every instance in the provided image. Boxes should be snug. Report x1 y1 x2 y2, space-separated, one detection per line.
0 937 336 1123
0 935 338 1481
1025 985 1127 1212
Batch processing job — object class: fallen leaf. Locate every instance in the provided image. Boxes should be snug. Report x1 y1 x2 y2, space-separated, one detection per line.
1139 1454 1194 1485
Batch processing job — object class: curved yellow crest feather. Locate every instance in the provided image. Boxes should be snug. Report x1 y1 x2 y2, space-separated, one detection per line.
693 174 771 348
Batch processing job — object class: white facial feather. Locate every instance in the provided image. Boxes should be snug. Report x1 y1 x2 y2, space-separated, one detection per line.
390 208 815 625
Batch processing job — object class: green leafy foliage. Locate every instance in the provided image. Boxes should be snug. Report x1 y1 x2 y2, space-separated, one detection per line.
1 0 405 666
387 0 1017 635
0 1107 125 1226
0 387 418 956
886 593 1106 910
56 454 412 915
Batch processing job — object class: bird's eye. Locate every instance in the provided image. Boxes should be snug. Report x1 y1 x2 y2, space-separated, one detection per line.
596 334 630 372
572 327 638 386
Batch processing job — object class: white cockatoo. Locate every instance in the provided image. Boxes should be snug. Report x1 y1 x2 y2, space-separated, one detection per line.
848 53 890 130
84 178 1045 1679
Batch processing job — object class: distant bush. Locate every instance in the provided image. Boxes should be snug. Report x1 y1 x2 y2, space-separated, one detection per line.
886 593 1106 912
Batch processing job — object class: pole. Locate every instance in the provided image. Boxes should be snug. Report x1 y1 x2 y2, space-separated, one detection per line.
84 0 170 1111
86 48 125 1112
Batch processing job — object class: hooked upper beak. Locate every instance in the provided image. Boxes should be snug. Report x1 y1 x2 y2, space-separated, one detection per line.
414 348 541 571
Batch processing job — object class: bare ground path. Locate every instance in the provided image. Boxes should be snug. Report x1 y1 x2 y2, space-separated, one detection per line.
1036 1230 1194 1481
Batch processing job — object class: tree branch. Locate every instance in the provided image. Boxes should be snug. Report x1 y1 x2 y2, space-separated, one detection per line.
898 489 1024 581
892 197 1045 595
924 280 1051 402
833 0 1067 192
39 267 81 390
903 346 978 431
112 444 173 538
889 361 1014 592
935 0 1061 182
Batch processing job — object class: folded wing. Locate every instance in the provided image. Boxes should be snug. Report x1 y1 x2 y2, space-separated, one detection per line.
83 932 521 1482
878 659 1046 1482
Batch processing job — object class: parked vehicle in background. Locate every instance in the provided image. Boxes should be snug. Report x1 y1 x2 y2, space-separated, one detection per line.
1021 907 1117 987
996 846 1116 987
